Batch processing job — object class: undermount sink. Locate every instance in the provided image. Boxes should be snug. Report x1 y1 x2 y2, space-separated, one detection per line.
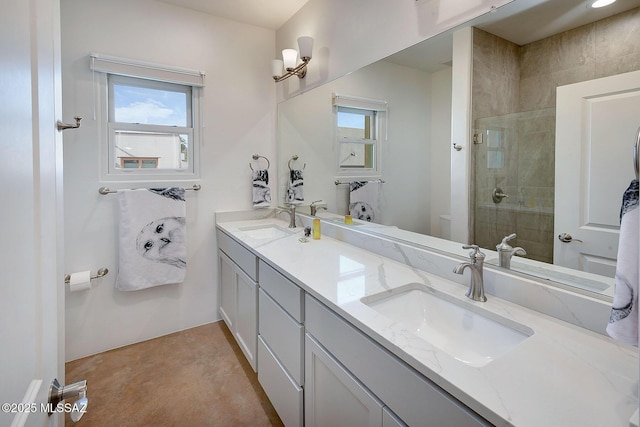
361 283 533 367
237 224 294 240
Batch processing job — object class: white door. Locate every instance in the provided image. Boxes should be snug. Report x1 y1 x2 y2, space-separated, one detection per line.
554 70 640 276
0 0 65 426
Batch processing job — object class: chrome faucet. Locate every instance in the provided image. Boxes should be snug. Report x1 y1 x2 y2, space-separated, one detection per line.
309 200 327 216
496 233 526 269
278 205 297 228
453 245 487 302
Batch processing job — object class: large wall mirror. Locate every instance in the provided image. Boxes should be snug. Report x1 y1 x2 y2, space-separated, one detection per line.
277 0 640 301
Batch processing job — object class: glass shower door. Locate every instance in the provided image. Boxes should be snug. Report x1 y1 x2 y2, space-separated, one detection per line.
472 108 555 264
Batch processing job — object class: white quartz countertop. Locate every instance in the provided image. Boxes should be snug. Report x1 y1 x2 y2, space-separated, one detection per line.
216 216 638 427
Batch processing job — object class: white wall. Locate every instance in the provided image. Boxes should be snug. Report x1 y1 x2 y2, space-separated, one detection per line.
430 67 453 238
61 0 276 360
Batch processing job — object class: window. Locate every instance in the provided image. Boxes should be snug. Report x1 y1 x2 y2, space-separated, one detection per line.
108 75 193 174
333 94 387 175
337 106 377 169
90 53 204 180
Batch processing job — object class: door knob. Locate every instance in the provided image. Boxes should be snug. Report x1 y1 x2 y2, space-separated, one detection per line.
48 378 88 422
492 187 509 203
558 233 583 243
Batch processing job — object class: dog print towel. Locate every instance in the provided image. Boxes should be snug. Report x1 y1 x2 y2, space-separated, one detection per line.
116 188 187 291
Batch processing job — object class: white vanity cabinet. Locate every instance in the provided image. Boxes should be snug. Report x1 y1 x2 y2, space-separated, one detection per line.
257 260 305 427
305 294 490 427
305 333 385 427
217 230 258 372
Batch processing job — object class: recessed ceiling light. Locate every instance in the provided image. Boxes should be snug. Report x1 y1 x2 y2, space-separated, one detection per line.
591 0 616 8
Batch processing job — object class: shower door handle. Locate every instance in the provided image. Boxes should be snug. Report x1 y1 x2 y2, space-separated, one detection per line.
558 233 583 243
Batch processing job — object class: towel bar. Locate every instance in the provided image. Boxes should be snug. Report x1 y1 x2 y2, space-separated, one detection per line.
98 184 201 195
335 179 385 186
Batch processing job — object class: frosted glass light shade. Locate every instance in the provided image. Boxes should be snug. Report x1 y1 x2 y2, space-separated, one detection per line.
271 59 283 77
297 36 313 59
282 49 298 70
591 0 616 7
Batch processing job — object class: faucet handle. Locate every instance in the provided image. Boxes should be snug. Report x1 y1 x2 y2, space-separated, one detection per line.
501 233 517 244
462 244 485 261
309 199 322 206
497 233 517 251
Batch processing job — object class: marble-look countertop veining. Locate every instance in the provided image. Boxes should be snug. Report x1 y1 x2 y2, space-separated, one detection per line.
216 215 638 427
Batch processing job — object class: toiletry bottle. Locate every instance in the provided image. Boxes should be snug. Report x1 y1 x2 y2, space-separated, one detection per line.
312 218 321 239
345 215 353 225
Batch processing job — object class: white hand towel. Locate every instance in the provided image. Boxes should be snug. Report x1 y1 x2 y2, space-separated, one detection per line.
349 181 381 223
252 169 271 208
116 188 187 291
286 169 304 204
606 179 639 346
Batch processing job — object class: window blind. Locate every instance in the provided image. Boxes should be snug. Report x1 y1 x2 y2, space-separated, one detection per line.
90 53 205 87
332 93 387 111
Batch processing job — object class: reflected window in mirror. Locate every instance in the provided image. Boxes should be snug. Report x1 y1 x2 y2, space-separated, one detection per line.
337 107 377 169
333 94 387 175
485 128 504 169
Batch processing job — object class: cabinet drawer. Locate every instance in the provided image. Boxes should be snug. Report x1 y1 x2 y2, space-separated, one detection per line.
217 229 257 281
259 260 303 322
305 295 490 427
259 289 304 385
258 336 303 427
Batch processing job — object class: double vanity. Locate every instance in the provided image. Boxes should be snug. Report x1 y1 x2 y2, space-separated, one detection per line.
215 210 638 426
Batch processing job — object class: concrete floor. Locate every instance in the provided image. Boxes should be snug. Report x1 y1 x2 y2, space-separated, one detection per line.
65 321 283 426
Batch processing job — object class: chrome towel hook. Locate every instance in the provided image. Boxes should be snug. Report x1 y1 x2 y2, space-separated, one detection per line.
56 116 82 131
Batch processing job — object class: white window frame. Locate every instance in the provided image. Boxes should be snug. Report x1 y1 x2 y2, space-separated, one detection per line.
91 53 204 182
333 93 387 178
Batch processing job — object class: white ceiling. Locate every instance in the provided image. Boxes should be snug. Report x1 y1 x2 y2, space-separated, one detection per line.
385 0 640 73
157 0 310 30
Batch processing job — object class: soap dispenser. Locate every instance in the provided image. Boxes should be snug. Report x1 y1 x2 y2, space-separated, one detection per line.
496 233 526 269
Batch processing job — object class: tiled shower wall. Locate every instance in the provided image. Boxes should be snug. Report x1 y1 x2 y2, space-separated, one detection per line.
471 7 640 263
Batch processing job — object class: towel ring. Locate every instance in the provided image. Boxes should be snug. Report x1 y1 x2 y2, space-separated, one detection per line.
249 154 270 171
288 155 306 171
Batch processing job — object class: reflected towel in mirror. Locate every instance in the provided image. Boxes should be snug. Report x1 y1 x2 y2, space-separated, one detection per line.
349 181 381 224
606 179 639 346
286 169 304 204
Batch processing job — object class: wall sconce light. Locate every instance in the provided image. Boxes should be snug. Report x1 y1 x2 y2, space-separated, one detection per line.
271 36 313 82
